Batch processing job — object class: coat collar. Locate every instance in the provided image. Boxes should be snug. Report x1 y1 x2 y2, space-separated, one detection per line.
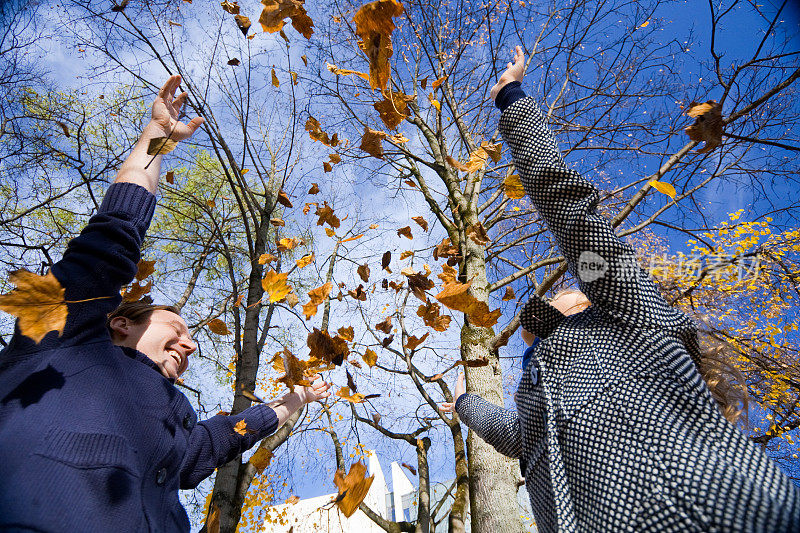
520 295 566 339
119 345 176 384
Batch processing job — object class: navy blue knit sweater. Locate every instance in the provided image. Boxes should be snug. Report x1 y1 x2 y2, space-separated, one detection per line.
0 183 278 532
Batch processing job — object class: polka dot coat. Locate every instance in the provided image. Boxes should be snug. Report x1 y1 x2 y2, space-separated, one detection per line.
456 97 800 532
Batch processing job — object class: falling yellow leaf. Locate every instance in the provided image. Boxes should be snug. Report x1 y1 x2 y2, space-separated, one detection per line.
428 93 441 111
362 348 378 367
296 253 315 268
649 180 677 199
258 0 314 39
503 174 525 199
207 318 231 335
261 270 292 302
337 326 355 341
325 227 337 238
353 0 404 91
302 282 332 320
685 100 723 153
326 63 370 81
638 19 650 29
336 386 366 404
146 137 179 156
277 237 299 252
0 270 67 343
258 253 278 265
399 250 414 260
431 75 446 89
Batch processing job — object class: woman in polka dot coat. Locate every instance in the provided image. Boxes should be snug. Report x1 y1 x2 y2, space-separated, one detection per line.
451 47 800 532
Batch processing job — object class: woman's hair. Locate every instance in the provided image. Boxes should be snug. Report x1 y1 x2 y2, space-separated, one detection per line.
549 289 748 426
106 301 181 339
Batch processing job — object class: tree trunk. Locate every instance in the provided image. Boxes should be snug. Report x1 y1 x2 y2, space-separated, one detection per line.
461 233 524 533
447 420 468 533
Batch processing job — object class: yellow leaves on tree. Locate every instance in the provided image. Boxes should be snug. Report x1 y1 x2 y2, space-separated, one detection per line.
258 0 314 39
207 318 231 335
302 282 332 320
326 63 370 81
307 327 349 365
503 173 525 199
428 93 441 112
435 272 501 328
684 100 722 153
353 0 404 91
333 462 375 517
373 90 414 130
305 117 339 147
315 202 340 228
0 270 67 343
416 300 451 332
261 270 292 303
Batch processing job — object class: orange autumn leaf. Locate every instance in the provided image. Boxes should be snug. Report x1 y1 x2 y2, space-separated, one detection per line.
0 269 67 343
431 75 446 89
325 227 337 238
234 14 251 35
258 0 314 39
336 385 366 404
503 173 525 199
337 326 355 341
123 280 152 302
207 318 231 335
221 0 240 14
277 190 293 208
302 281 332 320
373 90 414 130
233 293 245 307
416 301 451 332
324 162 333 173
399 250 414 260
135 259 156 281
397 226 413 239
360 126 385 159
353 0 404 91
502 286 515 301
258 253 278 265
261 270 292 302
362 347 378 367
277 237 299 252
250 447 273 473
326 63 370 81
233 419 248 435
339 233 364 243
449 147 488 174
271 68 280 87
481 141 502 162
305 116 339 147
296 253 315 268
685 100 723 153
270 218 285 227
375 316 392 334
435 279 501 327
308 182 320 194
411 216 428 231
438 263 458 285
273 347 312 391
404 332 429 351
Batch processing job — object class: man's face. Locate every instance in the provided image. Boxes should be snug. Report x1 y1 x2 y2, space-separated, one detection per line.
114 310 196 379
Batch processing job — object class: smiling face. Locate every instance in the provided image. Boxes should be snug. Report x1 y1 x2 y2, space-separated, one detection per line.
110 309 196 379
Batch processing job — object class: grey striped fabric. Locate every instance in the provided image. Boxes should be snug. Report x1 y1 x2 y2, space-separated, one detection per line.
457 97 800 532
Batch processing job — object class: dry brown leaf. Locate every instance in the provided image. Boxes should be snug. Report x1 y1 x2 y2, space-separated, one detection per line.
481 141 502 162
353 0 405 91
308 182 320 194
123 280 152 302
258 0 314 39
271 68 280 87
373 90 414 130
502 286 515 301
433 237 460 262
404 332 429 351
381 334 394 347
274 347 312 391
284 290 299 307
397 226 413 239
0 269 67 343
250 447 273 473
416 301 451 332
315 202 340 228
399 250 414 260
323 161 332 171
503 174 525 199
360 126 386 159
302 282 332 320
456 356 490 368
403 266 434 302
221 1 240 15
411 216 428 231
277 190 293 208
207 318 231 335
435 279 501 327
305 116 339 147
334 462 375 517
685 100 723 153
258 253 278 265
307 327 349 365
337 326 355 342
381 250 391 271
135 259 156 281
438 264 458 286
348 284 367 301
466 222 490 246
165 170 174 184
362 348 377 367
375 316 392 334
357 264 370 283
270 218 285 227
261 270 292 303
234 14 251 35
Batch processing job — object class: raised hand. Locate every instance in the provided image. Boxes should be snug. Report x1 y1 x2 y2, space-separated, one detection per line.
490 45 526 101
150 75 204 141
297 374 332 404
439 371 466 412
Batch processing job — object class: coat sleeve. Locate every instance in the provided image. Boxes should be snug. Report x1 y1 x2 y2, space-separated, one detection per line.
179 404 279 489
499 97 690 331
455 393 522 459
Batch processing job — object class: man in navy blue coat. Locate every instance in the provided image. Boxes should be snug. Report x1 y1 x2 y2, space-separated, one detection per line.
0 76 330 532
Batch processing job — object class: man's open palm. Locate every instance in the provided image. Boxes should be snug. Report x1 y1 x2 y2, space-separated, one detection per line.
151 75 204 141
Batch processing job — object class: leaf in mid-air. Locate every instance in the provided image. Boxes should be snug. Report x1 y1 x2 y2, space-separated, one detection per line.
353 0 404 91
207 318 231 335
146 137 179 156
503 174 525 199
684 100 723 153
333 462 375 517
0 270 67 343
649 180 677 199
261 270 292 303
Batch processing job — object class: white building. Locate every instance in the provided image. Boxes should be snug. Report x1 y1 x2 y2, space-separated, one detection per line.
259 450 537 532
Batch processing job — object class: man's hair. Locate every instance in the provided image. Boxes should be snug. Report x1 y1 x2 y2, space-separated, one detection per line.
106 301 181 338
